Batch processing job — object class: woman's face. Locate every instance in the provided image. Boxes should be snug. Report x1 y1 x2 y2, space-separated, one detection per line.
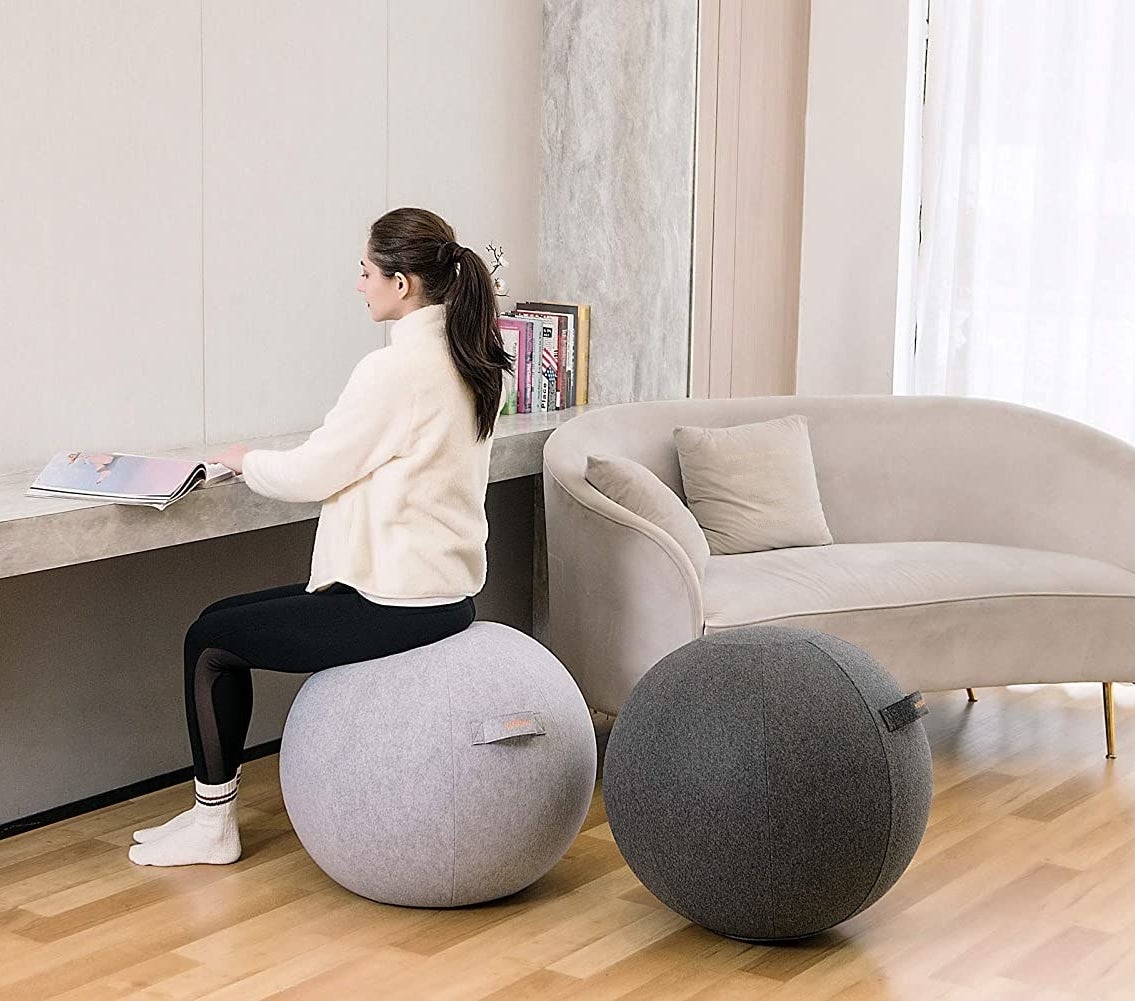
356 253 406 323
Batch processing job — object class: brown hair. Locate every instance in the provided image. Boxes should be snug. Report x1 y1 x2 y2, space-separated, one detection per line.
366 207 511 442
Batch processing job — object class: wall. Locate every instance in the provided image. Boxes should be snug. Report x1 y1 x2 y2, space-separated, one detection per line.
0 0 543 476
794 0 925 396
538 0 697 405
0 0 545 823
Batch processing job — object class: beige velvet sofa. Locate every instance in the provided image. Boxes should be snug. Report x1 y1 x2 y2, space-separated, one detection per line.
543 395 1135 757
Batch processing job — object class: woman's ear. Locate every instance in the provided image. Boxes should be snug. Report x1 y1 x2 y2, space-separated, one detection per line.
394 272 408 298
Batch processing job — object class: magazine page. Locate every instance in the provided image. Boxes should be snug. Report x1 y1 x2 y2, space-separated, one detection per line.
202 463 238 487
28 451 201 501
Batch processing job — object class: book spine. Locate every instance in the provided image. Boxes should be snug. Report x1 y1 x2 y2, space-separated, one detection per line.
501 326 518 415
516 321 527 413
524 319 535 413
514 317 525 413
540 321 557 413
567 318 576 408
577 306 590 405
557 320 566 410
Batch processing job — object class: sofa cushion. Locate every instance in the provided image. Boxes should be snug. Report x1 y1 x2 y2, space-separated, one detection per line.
673 415 833 555
585 454 711 580
701 541 1135 691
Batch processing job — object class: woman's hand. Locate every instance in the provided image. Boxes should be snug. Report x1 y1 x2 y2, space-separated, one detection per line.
206 444 251 474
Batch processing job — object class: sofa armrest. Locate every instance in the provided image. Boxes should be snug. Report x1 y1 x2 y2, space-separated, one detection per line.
542 464 704 715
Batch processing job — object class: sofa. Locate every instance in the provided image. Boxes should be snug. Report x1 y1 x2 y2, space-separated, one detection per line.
542 395 1135 757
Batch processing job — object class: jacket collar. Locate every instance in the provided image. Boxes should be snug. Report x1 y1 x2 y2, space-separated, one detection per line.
390 303 446 346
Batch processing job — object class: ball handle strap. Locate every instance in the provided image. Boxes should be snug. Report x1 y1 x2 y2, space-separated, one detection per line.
471 712 547 745
879 692 929 732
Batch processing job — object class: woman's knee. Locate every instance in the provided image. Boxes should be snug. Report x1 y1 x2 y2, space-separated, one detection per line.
184 615 228 673
184 619 206 673
199 594 240 619
198 589 261 619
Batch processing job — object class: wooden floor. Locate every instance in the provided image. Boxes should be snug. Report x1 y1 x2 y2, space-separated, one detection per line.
3 683 1135 1000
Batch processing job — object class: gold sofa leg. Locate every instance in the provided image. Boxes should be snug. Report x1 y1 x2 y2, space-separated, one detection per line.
1104 682 1117 760
966 688 978 702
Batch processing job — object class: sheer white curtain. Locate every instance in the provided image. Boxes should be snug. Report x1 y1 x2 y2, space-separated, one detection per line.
910 0 1135 442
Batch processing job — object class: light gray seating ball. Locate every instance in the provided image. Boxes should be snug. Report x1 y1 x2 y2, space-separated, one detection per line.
603 626 933 941
279 621 596 907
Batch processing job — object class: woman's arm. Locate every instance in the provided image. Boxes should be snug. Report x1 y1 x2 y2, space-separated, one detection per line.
239 352 415 504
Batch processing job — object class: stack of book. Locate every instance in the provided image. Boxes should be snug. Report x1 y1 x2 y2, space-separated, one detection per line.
498 301 591 415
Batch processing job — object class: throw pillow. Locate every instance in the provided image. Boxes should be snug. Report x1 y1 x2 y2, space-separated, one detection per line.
672 414 833 554
585 454 711 579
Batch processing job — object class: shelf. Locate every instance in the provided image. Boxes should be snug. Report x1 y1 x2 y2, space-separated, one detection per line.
0 405 601 579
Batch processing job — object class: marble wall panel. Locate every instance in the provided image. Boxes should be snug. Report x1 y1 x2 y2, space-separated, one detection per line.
539 0 698 404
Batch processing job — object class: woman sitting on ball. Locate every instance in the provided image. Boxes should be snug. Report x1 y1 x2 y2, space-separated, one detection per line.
129 207 511 867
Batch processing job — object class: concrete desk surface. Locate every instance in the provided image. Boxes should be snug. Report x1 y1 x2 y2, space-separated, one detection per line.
0 405 601 579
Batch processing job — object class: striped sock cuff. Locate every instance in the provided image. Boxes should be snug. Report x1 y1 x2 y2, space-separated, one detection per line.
195 771 240 808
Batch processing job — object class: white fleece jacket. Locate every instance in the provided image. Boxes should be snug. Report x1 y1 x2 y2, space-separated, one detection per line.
242 304 498 602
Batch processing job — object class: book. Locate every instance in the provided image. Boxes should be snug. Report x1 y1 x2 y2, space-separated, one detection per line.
573 304 590 406
554 313 569 410
564 312 576 407
26 450 237 511
520 316 538 412
515 312 558 412
515 301 590 406
500 314 529 413
526 313 564 410
498 318 523 416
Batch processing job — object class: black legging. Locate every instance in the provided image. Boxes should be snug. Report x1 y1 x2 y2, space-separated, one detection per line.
183 582 476 784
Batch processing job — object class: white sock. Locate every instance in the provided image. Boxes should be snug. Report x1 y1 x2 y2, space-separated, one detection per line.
132 766 241 844
128 774 241 866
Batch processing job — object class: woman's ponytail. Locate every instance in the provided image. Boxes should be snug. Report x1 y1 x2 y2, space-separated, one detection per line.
443 244 510 442
367 209 512 442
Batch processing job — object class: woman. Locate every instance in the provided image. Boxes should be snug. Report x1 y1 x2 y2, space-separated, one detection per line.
129 207 511 867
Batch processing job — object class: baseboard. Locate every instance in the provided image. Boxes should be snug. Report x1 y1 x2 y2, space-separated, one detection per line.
0 740 282 842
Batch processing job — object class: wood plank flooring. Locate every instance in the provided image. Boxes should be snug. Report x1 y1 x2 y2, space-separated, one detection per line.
2 682 1135 1000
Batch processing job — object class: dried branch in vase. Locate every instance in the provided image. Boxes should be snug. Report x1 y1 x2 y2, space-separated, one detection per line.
486 242 509 296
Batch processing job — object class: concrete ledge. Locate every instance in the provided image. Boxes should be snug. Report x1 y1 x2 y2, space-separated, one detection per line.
1 405 599 578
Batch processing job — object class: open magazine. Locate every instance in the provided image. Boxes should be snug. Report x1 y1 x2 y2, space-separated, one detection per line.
26 450 240 511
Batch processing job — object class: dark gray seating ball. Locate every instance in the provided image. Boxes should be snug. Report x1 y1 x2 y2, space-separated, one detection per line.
603 625 933 942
